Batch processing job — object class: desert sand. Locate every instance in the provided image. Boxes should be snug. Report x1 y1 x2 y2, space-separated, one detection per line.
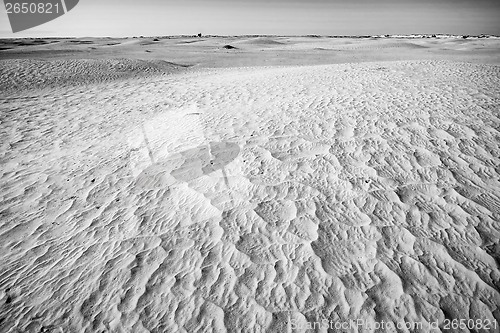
0 36 500 332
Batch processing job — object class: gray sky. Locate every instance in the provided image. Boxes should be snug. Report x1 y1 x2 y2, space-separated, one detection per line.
1 0 499 37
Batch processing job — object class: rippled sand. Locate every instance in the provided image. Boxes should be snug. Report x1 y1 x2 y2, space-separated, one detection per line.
1 38 500 332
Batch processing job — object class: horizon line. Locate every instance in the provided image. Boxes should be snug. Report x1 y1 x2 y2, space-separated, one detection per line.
1 33 499 40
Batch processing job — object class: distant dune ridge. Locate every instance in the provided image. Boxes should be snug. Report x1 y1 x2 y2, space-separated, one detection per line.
0 37 499 332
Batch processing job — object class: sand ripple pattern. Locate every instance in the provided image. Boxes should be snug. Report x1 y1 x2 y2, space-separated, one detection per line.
0 60 500 332
0 58 182 93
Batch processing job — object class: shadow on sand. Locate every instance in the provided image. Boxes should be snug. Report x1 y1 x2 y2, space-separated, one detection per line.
134 141 240 190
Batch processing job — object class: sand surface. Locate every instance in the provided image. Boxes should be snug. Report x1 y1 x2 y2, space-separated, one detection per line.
1 37 500 332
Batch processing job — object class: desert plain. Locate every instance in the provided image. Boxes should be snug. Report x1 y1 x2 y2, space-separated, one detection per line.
0 36 500 332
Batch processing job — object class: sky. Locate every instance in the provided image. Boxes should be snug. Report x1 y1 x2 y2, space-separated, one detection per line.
1 0 499 37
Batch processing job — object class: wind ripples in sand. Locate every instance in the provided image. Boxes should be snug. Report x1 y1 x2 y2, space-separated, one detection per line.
0 60 499 332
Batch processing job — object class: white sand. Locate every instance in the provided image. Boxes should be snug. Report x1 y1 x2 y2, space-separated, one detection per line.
1 39 500 332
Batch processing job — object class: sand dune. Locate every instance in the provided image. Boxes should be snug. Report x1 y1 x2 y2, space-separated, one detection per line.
2 36 500 67
0 38 500 332
235 37 286 46
0 59 185 93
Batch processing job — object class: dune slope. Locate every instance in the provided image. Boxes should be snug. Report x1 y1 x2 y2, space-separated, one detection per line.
0 60 499 332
